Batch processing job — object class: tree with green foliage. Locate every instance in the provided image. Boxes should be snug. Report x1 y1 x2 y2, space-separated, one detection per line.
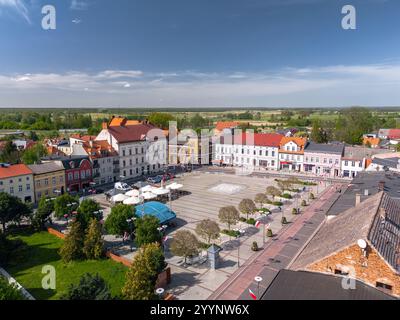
0 277 25 300
21 144 48 165
238 199 256 220
31 197 54 231
61 273 112 300
76 199 102 230
311 119 328 143
83 219 104 260
148 113 175 130
254 193 268 208
218 206 240 230
123 243 166 300
170 230 199 265
135 215 162 247
0 141 20 164
195 219 220 245
0 192 32 233
59 221 85 263
104 204 135 236
54 194 79 219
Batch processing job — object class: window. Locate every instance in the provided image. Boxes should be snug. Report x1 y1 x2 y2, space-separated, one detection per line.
81 171 85 179
74 172 79 180
123 160 126 167
10 187 14 194
52 177 56 185
45 178 49 186
68 173 73 181
18 185 23 192
271 151 275 157
352 161 355 167
376 282 393 292
26 184 30 191
129 149 132 156
122 150 126 157
130 159 133 166
345 161 348 166
271 160 275 166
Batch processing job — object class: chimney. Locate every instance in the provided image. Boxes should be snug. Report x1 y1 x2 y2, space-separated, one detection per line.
378 181 385 192
355 193 361 206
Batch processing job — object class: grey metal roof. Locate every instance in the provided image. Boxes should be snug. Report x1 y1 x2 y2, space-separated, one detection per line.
304 142 345 155
327 171 400 216
368 193 400 273
261 270 396 300
373 157 400 169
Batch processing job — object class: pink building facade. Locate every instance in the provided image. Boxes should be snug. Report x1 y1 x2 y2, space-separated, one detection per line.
303 143 344 178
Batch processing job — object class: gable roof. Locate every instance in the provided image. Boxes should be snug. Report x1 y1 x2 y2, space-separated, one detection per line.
388 129 400 139
261 270 396 300
219 132 284 147
109 117 141 127
304 142 345 155
291 192 400 273
28 163 64 175
0 164 32 179
215 121 242 132
343 146 388 160
106 123 160 144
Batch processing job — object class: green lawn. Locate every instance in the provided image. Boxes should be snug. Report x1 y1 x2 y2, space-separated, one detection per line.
6 230 127 300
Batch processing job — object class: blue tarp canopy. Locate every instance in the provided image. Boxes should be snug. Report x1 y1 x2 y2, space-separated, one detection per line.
135 201 176 224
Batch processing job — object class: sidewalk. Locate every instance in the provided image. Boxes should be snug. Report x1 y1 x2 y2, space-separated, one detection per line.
208 183 344 300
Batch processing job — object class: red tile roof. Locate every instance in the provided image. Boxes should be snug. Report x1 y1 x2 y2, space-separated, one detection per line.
107 123 162 144
83 140 117 159
388 129 400 139
0 164 33 179
215 121 242 132
222 133 283 147
70 134 97 142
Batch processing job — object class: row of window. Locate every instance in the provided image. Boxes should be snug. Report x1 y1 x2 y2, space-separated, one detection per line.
37 188 59 199
67 169 91 182
36 176 63 187
121 147 145 157
305 157 339 165
122 157 145 167
217 147 276 157
343 160 363 167
122 164 162 177
0 176 30 186
1 184 31 194
281 154 302 161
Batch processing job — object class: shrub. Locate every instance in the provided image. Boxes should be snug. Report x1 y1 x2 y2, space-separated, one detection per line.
281 194 293 199
259 208 271 215
309 193 315 200
61 273 112 300
301 200 307 207
281 217 288 225
292 208 298 215
222 230 241 238
239 217 247 223
246 218 256 226
251 242 259 252
267 229 273 237
272 201 283 207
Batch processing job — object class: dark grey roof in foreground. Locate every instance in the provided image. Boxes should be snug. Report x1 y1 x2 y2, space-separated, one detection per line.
261 270 396 300
327 171 400 216
304 142 345 155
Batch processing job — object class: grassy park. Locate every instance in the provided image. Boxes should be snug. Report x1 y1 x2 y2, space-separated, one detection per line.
6 230 127 300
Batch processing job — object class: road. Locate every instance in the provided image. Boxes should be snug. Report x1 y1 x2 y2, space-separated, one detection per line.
208 182 345 300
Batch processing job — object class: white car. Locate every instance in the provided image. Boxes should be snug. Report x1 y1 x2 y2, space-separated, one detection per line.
114 182 132 192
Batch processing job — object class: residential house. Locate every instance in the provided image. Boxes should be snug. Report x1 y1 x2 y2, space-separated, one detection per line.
214 132 283 170
363 134 381 148
96 119 167 180
341 146 389 178
0 164 34 202
70 137 119 186
214 121 243 134
291 192 400 297
28 163 66 202
42 156 93 194
278 137 307 172
303 143 344 177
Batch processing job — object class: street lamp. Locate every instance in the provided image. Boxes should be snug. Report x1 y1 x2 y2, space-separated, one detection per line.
255 276 263 300
234 229 246 268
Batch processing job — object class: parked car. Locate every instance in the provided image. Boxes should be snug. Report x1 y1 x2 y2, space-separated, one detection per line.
114 182 132 192
147 176 163 184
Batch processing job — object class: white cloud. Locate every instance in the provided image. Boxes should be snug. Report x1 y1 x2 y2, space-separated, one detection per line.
72 18 82 24
0 0 30 23
1 63 400 107
70 0 88 11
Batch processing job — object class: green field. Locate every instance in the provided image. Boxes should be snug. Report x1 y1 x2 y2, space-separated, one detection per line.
7 230 127 300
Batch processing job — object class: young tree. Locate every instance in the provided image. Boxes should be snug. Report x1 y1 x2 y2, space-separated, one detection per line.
104 204 135 236
135 216 161 248
218 206 240 230
21 144 48 165
195 219 220 245
83 219 104 260
238 199 256 220
254 193 268 208
61 273 112 300
266 186 281 200
59 221 85 263
32 197 54 231
0 277 25 300
54 194 79 219
77 199 102 230
123 243 166 300
170 230 199 265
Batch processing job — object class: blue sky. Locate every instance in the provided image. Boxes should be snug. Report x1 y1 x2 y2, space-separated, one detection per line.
0 0 400 108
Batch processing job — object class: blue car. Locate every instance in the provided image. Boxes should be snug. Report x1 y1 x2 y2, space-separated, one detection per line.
147 175 163 184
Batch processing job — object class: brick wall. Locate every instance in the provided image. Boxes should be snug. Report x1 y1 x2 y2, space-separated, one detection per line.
306 244 400 297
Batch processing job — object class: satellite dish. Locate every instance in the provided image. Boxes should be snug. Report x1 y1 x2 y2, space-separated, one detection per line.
357 239 367 249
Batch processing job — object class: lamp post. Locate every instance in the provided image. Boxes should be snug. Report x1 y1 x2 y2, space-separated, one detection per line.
235 229 246 268
255 276 263 300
